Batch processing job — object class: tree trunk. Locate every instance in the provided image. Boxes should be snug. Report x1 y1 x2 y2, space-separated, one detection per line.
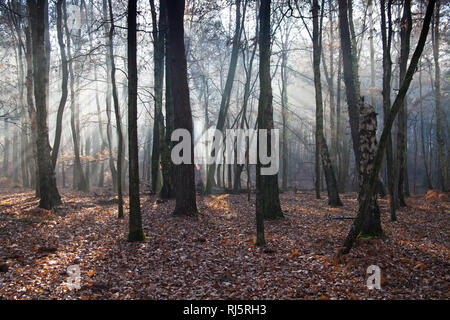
358 99 382 236
150 0 162 195
2 122 9 178
150 0 174 199
24 25 38 195
380 0 396 221
65 0 88 193
432 0 447 191
12 17 29 187
337 0 361 178
256 0 283 228
85 137 91 188
27 0 61 209
281 45 289 191
419 62 432 189
127 0 144 242
51 0 69 170
108 0 124 218
167 0 198 216
396 0 412 207
165 26 176 197
102 0 117 191
312 0 342 206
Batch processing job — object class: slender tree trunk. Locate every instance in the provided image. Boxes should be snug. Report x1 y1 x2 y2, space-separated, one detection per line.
432 0 447 191
315 126 321 198
419 62 432 189
127 0 144 241
313 0 342 206
2 122 9 178
13 20 29 187
101 0 117 191
64 0 88 192
281 49 289 191
396 0 412 207
85 137 91 188
150 0 174 199
149 0 162 194
12 129 19 183
336 51 346 191
278 18 291 192
234 24 257 193
328 0 336 168
108 0 124 218
368 0 375 106
380 0 396 220
413 118 417 193
165 26 176 196
51 0 69 170
24 26 38 195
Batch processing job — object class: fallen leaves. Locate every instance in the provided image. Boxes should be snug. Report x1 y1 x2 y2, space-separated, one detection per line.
0 189 448 300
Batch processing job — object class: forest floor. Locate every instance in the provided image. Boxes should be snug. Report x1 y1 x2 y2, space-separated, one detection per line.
0 187 448 300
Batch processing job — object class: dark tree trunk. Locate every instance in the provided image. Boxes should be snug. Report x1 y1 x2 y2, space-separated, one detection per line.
337 0 361 177
150 0 161 195
167 0 198 216
24 25 38 196
150 0 174 199
380 0 396 221
432 0 447 191
396 0 412 207
256 0 283 231
27 0 61 209
165 27 176 197
418 62 432 189
127 0 144 242
102 0 117 191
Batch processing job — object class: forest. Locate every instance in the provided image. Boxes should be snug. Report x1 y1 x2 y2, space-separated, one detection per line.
0 0 448 300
